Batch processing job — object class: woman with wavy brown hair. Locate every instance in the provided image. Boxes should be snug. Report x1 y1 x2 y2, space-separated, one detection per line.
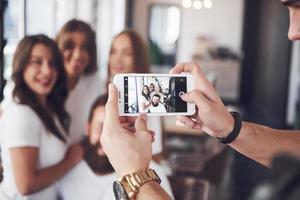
107 29 164 160
107 29 150 83
0 34 83 199
56 19 102 144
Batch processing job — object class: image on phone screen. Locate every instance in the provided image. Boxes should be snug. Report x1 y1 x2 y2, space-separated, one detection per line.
124 76 187 114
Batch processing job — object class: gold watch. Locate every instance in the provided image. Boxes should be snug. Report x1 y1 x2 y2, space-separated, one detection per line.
113 168 161 200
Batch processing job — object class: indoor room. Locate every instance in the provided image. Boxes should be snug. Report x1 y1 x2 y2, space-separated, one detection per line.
0 0 299 200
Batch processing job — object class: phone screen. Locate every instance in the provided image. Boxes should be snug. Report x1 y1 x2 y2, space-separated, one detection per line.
124 76 187 114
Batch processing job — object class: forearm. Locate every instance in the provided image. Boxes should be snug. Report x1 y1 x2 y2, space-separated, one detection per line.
136 182 173 200
19 158 75 195
229 122 300 167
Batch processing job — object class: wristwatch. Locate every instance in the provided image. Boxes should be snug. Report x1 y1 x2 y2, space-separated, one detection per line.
113 168 161 200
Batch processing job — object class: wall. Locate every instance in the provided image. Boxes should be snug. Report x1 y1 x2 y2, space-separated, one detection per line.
287 41 300 125
240 0 291 128
133 0 245 62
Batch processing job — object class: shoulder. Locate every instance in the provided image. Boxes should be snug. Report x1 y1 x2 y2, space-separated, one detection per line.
81 73 102 85
1 104 43 147
4 103 40 123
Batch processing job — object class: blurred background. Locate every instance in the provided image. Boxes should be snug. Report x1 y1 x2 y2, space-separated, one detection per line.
0 0 297 199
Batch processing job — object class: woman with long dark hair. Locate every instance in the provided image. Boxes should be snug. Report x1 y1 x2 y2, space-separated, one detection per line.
141 85 151 112
56 19 102 144
0 35 83 199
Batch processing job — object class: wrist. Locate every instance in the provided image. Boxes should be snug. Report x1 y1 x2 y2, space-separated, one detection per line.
216 111 242 144
222 113 235 138
63 156 77 168
113 168 161 200
118 160 150 177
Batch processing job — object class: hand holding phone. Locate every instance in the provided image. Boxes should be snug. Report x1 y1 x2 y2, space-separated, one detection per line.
113 73 195 116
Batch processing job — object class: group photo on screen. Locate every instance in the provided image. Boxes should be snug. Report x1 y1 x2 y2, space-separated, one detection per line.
124 76 187 114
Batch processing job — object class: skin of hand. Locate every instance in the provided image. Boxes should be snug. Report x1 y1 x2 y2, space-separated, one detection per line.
169 62 234 138
100 84 153 177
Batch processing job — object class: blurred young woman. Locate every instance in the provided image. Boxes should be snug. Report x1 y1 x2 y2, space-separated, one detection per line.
107 29 163 158
0 35 83 199
56 19 102 144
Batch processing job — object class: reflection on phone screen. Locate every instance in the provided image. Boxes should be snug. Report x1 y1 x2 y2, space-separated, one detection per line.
124 76 187 114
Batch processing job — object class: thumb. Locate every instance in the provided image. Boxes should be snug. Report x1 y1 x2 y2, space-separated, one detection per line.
105 84 120 125
135 113 148 132
181 90 211 107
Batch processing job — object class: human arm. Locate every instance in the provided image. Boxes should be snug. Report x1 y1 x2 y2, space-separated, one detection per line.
229 122 300 167
142 99 151 110
101 84 172 200
10 143 83 195
170 62 300 168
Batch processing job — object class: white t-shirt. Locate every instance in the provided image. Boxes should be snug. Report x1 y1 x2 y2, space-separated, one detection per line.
148 116 163 155
149 103 167 113
0 75 102 146
0 103 68 200
65 73 102 144
57 160 174 200
139 95 151 113
0 79 14 111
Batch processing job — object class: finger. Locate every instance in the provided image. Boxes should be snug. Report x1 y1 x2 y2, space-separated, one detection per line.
119 116 127 123
180 90 211 108
97 147 106 156
177 116 196 129
190 106 198 118
170 63 221 104
121 122 135 128
105 84 121 127
126 116 138 124
119 116 137 124
148 130 155 143
135 113 148 132
169 62 201 75
121 122 135 132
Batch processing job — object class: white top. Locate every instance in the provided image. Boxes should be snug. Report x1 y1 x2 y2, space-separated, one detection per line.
148 116 163 155
0 103 68 200
139 95 151 113
65 73 102 144
0 79 14 111
57 160 174 200
149 103 167 113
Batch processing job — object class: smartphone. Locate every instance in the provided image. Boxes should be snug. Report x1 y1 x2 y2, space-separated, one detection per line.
113 73 195 116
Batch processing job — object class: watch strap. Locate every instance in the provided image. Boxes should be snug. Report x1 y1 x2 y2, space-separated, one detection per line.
119 168 161 199
217 111 242 144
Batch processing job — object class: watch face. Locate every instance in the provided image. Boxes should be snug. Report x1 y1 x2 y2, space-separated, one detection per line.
113 181 129 200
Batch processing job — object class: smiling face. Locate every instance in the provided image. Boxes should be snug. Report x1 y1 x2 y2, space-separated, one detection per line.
109 34 135 76
143 86 149 95
23 43 57 102
152 95 161 107
61 32 90 79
